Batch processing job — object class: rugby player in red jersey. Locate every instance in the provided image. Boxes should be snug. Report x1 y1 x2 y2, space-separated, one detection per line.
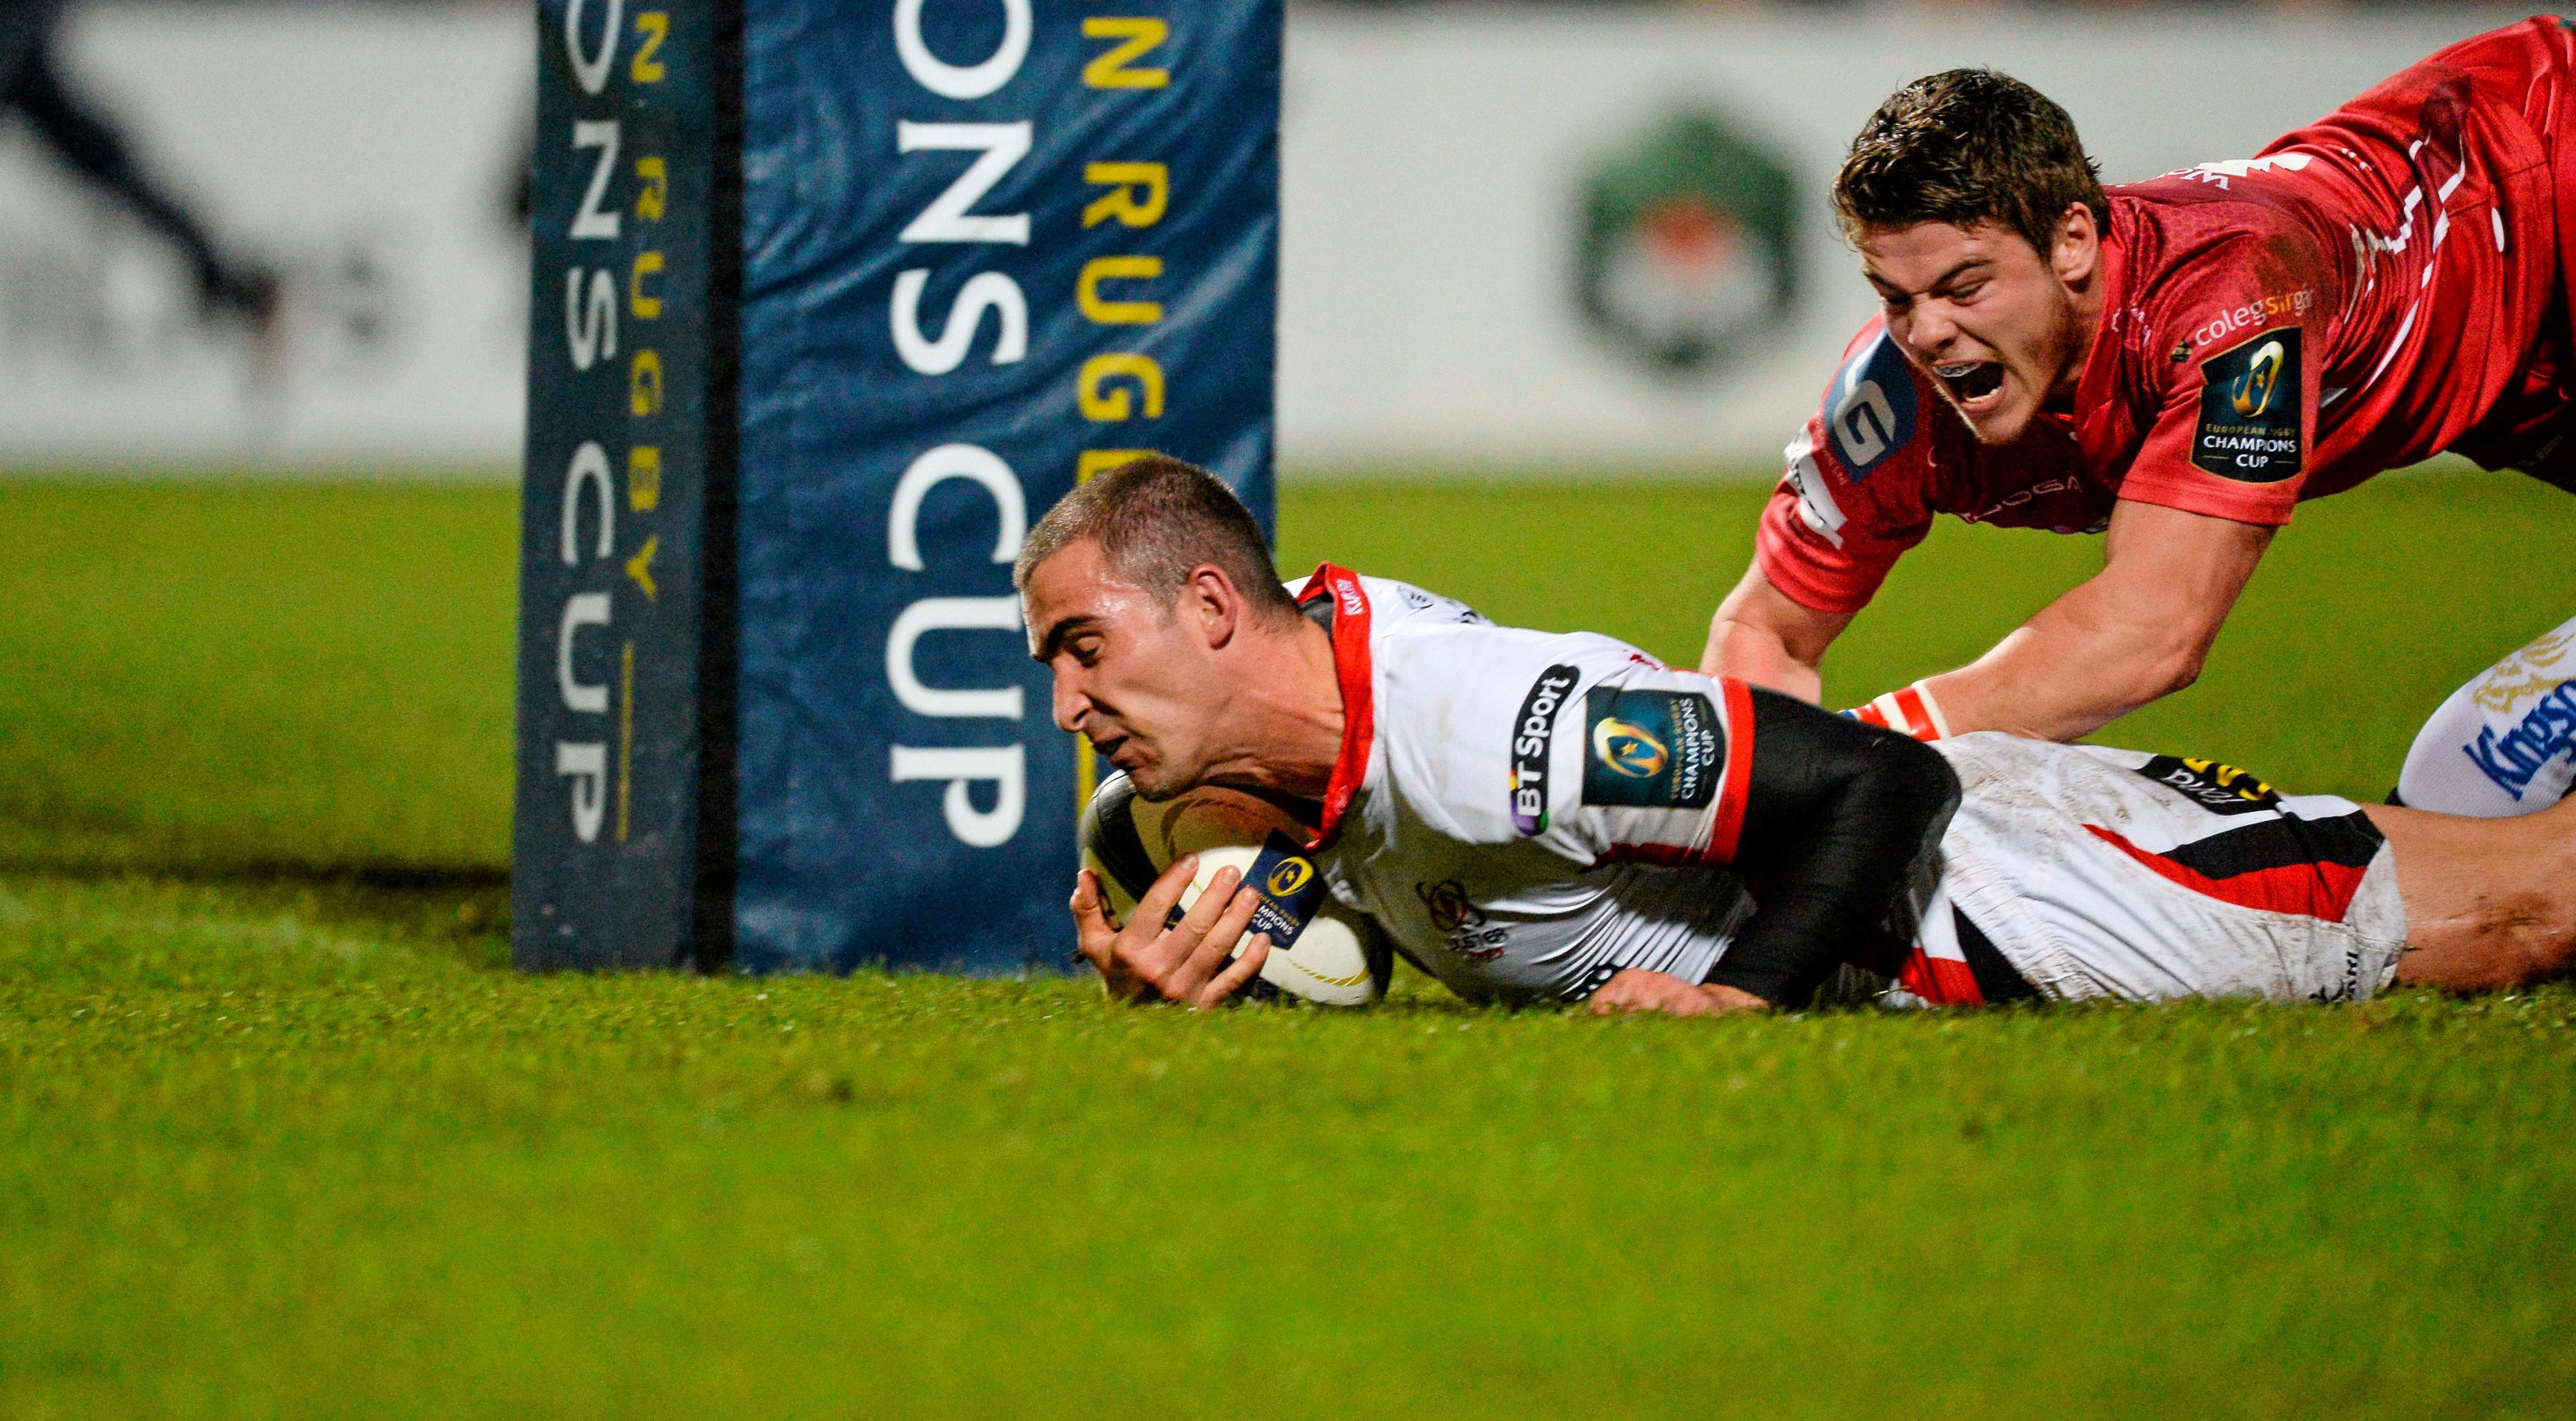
1699 19 2576 818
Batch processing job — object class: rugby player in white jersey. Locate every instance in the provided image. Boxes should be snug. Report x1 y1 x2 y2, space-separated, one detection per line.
1019 457 2576 1015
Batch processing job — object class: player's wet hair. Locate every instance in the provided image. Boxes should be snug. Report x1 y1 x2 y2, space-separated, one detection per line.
1833 68 2107 257
1015 454 1301 623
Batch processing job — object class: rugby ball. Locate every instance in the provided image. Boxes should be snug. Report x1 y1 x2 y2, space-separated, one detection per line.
1079 771 1392 1006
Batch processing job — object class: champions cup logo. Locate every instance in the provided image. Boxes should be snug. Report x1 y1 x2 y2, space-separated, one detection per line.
1581 686 1720 810
1265 856 1314 897
2231 340 2285 418
1593 717 1669 780
2193 328 2302 482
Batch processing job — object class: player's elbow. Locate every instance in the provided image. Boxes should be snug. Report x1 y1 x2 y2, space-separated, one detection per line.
2137 627 2218 702
1881 732 1963 837
1847 730 1962 855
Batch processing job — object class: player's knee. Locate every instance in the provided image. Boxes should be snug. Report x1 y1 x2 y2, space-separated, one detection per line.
2479 887 2576 987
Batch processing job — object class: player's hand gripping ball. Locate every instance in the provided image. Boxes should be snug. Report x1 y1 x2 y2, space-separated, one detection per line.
1079 771 1392 1006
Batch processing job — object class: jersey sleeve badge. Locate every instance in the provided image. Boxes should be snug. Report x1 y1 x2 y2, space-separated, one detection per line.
1581 686 1723 809
2192 328 2303 482
1824 329 1919 480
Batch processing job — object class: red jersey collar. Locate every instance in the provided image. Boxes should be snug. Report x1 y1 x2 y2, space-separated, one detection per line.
1293 563 1375 847
2070 198 2137 445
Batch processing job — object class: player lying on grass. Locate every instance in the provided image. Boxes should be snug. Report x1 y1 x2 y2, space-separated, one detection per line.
1020 458 2576 1016
1700 19 2576 820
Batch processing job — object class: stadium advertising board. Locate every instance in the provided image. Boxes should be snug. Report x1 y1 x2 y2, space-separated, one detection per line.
517 0 737 969
731 0 1279 972
515 0 1281 972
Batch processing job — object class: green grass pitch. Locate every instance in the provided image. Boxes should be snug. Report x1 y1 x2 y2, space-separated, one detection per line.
3 469 2574 1416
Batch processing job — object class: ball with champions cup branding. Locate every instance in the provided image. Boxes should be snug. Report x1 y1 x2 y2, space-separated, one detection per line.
1079 771 1393 1006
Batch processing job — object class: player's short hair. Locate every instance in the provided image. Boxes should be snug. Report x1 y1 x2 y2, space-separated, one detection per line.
1014 454 1300 623
1833 68 2107 257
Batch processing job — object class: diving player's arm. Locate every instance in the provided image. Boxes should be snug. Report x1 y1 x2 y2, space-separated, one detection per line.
1917 499 2271 741
1901 250 2312 743
1704 329 1937 693
1700 562 1852 704
1695 688 1960 1007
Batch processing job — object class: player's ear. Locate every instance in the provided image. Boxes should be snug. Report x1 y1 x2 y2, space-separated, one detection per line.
1181 563 1242 649
2050 202 2099 285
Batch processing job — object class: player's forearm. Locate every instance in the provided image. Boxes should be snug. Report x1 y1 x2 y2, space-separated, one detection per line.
1918 500 2266 742
1702 613 1825 702
1700 567 1847 700
1705 690 1961 1006
1924 584 2212 742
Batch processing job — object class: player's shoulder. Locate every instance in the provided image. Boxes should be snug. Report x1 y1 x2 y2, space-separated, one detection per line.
2115 154 2341 220
1807 320 1941 487
1374 617 1635 703
1371 619 1661 769
2108 175 2338 304
1357 574 1490 629
1371 619 1683 845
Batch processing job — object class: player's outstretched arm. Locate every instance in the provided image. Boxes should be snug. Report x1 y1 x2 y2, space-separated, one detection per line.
1918 499 2272 742
1071 858 1272 1010
1699 689 1963 1007
1699 561 1853 703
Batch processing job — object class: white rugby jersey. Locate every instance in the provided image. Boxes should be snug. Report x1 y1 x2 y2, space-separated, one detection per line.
1292 565 1759 1004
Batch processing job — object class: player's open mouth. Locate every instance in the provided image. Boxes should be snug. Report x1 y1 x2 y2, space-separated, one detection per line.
1935 360 2008 407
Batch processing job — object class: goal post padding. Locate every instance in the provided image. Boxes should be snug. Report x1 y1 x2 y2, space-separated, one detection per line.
515 0 1280 972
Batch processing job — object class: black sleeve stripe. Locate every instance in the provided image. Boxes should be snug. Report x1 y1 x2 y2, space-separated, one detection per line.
2157 809 2385 882
1079 772 1161 900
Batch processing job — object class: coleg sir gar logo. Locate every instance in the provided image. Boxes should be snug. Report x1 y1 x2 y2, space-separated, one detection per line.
2231 339 2285 417
1592 717 1669 780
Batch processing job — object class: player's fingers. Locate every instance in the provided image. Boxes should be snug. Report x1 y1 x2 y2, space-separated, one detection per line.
1071 870 1114 943
1157 862 1238 957
1077 869 1126 934
1071 871 1154 1000
1162 872 1253 995
1128 854 1198 949
1070 871 1124 973
1195 932 1270 1010
1587 967 1676 1016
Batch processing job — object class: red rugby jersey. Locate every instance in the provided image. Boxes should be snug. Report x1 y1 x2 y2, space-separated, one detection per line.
1758 16 2576 615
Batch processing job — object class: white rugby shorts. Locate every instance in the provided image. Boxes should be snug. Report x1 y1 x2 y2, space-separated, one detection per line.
1930 735 2409 1004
